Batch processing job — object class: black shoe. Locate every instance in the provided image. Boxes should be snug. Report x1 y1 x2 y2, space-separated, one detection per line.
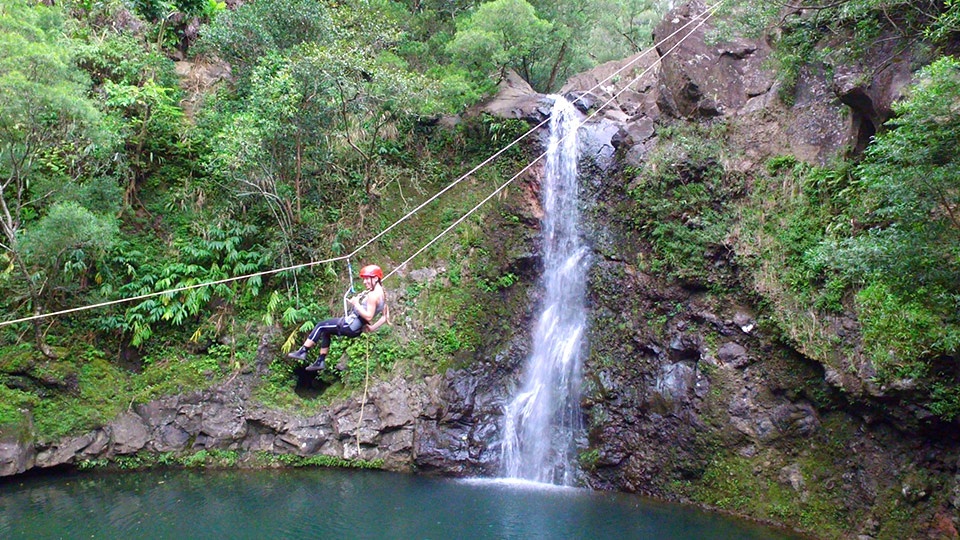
287 348 308 361
305 359 326 372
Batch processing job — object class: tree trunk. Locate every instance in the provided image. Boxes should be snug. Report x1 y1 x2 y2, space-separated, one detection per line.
0 194 55 358
295 133 303 219
9 244 56 358
546 41 568 93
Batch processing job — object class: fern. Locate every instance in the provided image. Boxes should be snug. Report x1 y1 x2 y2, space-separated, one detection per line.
114 219 272 346
282 328 300 353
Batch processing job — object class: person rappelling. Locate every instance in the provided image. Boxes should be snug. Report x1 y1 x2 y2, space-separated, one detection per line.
287 264 390 372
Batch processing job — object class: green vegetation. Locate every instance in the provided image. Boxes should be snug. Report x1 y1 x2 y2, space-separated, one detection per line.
678 415 883 539
834 56 960 302
690 453 850 537
736 157 855 362
626 121 741 288
252 452 384 469
718 0 959 105
0 0 958 537
642 4 960 423
4 0 617 442
739 55 960 411
578 448 600 470
77 449 383 471
446 0 554 89
439 0 667 94
0 339 250 443
0 0 114 355
837 56 960 384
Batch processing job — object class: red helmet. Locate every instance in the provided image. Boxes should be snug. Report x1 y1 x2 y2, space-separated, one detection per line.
359 264 383 280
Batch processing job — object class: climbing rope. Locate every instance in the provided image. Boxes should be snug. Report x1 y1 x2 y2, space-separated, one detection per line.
342 259 356 319
0 1 723 328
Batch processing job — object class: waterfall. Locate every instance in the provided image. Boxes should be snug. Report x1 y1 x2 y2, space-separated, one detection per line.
501 95 590 486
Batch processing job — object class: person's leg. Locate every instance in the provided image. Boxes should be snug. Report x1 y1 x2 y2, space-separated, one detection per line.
303 324 363 372
288 318 340 362
304 351 328 371
304 333 331 370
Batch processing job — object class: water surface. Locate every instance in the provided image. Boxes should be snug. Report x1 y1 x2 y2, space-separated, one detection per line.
1 468 803 539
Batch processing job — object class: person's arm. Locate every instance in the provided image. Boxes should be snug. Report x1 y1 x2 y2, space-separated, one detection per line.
364 303 389 332
351 287 382 322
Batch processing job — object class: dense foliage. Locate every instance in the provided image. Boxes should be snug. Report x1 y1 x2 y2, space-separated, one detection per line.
829 56 960 384
0 2 958 537
765 3 960 413
0 0 670 440
627 1 960 422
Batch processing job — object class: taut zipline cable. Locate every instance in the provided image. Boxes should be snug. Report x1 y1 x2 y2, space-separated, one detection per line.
0 2 723 328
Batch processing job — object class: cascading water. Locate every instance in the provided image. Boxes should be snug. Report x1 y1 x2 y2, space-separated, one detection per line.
501 95 590 486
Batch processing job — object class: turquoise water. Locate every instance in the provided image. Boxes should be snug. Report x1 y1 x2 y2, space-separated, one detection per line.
0 469 803 539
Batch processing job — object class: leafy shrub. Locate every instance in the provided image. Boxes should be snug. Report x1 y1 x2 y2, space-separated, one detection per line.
929 382 960 421
199 0 335 83
445 0 552 90
810 57 960 390
856 282 957 382
628 122 739 286
101 221 271 346
21 202 119 300
832 57 960 301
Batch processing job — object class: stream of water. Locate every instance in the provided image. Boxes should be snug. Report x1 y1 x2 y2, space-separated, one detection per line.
502 95 590 486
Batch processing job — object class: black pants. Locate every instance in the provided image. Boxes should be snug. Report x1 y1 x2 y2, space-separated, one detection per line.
306 317 362 349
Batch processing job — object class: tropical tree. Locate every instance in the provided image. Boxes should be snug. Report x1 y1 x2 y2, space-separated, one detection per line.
587 0 666 62
445 0 553 89
443 0 669 92
72 29 188 209
102 76 187 207
210 43 436 229
203 0 436 284
200 0 336 85
405 0 479 17
0 0 115 354
20 201 119 301
527 0 598 91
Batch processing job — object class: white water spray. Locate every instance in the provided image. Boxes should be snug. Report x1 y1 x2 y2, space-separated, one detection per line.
501 96 590 486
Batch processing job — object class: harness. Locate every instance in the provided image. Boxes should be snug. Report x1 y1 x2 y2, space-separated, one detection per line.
341 288 384 333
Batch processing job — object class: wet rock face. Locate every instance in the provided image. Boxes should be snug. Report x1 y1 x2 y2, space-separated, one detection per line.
480 70 554 123
577 248 957 525
828 33 914 153
563 6 960 535
3 332 422 475
0 413 35 476
654 0 775 119
413 367 510 476
12 375 426 474
1 326 517 478
784 64 852 164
